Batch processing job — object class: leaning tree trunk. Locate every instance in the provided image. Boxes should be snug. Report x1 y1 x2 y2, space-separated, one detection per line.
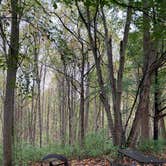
83 4 115 144
3 0 19 165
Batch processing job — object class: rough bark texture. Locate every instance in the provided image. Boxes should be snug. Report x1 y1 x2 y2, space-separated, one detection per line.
3 0 19 165
127 0 153 146
140 1 152 140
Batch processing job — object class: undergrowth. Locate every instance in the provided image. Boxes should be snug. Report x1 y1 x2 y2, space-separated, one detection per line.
1 132 165 165
0 130 117 166
138 139 166 154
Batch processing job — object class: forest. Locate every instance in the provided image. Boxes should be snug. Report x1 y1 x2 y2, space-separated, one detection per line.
0 0 166 165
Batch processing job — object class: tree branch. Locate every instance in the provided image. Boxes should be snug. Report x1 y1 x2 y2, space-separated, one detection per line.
159 113 166 120
159 106 166 113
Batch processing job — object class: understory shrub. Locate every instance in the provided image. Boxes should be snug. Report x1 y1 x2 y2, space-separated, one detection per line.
138 139 166 154
0 130 116 165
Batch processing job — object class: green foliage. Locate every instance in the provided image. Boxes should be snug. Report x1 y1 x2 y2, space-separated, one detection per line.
0 55 6 70
0 131 117 165
138 139 166 154
83 130 117 157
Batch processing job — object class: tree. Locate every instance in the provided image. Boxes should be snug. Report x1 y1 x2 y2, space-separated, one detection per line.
127 0 166 146
3 0 20 165
101 1 132 145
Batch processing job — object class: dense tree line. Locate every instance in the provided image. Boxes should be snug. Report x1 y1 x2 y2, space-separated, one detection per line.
0 0 165 165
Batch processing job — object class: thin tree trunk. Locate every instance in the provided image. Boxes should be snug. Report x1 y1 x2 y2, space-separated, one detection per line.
154 65 159 140
59 76 66 145
101 4 132 146
42 63 47 142
77 3 115 144
33 92 38 145
31 78 36 145
102 104 104 129
46 97 50 143
84 60 90 134
93 94 98 132
37 81 42 147
79 45 85 146
68 72 74 145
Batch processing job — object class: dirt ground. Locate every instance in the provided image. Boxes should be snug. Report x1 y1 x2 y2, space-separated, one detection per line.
29 156 166 166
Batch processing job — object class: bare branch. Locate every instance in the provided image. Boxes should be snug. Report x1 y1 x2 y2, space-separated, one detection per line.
159 106 166 113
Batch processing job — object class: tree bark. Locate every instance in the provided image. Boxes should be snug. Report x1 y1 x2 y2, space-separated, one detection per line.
3 0 19 165
59 76 66 145
84 60 90 134
101 4 132 145
46 97 50 143
77 3 115 144
160 118 166 139
154 64 159 140
33 34 42 147
79 44 85 146
127 0 153 146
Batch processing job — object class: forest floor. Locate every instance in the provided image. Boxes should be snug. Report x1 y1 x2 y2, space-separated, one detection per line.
30 155 166 166
29 158 110 166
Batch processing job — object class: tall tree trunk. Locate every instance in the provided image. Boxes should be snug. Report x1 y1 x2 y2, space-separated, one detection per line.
46 97 50 143
68 81 73 145
93 94 98 132
3 0 19 165
101 104 105 129
127 0 153 146
31 78 36 145
68 70 75 145
83 4 115 144
34 47 42 147
101 4 132 145
42 63 47 143
154 65 159 140
72 70 77 142
79 45 85 146
59 76 66 145
84 60 90 134
37 76 42 147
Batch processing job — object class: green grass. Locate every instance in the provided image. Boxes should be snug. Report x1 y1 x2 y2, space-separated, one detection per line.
138 139 166 154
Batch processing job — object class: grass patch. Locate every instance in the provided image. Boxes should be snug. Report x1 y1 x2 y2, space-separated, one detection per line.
138 139 166 154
